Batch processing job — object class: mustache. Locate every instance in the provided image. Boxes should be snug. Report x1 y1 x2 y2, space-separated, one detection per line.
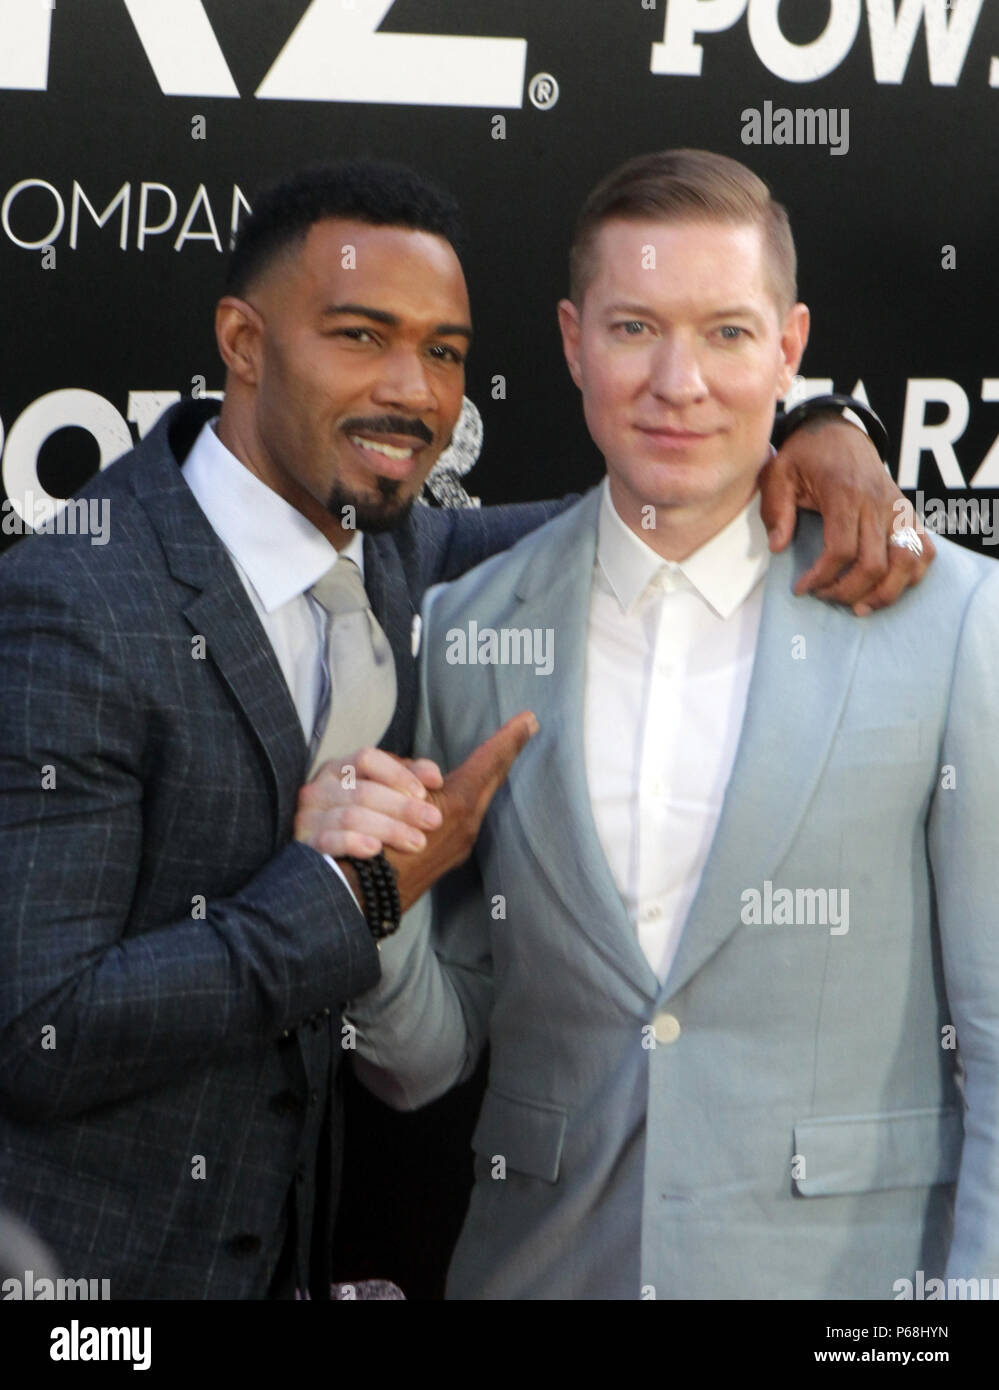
341 415 433 446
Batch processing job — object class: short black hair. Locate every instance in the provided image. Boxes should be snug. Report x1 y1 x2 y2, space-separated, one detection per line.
225 159 466 296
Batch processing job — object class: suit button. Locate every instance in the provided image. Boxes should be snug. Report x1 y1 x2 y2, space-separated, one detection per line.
269 1090 302 1116
228 1233 261 1258
652 1012 681 1044
277 1030 295 1050
309 1090 319 1107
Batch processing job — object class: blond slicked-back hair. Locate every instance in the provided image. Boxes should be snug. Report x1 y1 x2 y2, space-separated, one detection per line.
569 149 797 313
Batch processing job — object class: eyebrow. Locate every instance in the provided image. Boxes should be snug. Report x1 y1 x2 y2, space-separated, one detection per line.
603 302 765 322
321 303 473 340
705 305 766 322
602 303 654 318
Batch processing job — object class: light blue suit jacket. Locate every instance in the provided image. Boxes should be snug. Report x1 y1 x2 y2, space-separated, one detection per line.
349 488 999 1300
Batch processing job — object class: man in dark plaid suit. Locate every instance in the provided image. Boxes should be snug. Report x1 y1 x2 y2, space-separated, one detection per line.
0 161 927 1299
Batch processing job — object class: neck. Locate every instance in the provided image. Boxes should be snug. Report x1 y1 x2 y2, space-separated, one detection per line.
608 477 759 561
216 399 351 550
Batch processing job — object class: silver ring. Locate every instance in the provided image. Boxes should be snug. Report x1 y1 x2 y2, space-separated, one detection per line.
889 526 923 557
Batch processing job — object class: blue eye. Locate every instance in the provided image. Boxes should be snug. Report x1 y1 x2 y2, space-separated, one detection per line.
718 325 746 340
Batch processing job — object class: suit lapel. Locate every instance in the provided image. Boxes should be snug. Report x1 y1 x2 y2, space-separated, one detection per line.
661 531 865 1001
493 491 659 1001
181 579 307 838
133 405 307 843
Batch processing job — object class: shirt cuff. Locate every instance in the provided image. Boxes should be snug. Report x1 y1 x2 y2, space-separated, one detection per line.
323 853 363 914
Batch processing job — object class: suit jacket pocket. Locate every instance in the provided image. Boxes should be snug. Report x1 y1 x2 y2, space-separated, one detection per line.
792 1106 963 1196
471 1088 568 1183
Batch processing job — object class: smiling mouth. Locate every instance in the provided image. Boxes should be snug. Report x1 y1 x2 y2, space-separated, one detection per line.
348 434 421 462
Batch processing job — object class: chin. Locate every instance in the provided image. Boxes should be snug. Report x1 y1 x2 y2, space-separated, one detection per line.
627 470 715 507
356 497 418 534
325 482 417 534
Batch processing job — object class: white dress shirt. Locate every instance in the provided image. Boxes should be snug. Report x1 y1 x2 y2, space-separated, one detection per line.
582 479 770 983
183 418 364 902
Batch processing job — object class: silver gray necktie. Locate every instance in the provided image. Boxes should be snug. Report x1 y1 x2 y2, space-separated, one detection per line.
308 557 397 775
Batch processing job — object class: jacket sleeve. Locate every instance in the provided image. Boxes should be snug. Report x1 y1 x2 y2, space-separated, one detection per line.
0 562 379 1122
928 564 999 1284
346 588 493 1110
436 498 574 584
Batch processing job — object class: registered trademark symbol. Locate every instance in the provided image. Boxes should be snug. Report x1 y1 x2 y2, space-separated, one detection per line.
528 72 559 109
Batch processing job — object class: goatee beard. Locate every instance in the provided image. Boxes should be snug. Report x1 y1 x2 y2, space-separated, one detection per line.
325 477 417 534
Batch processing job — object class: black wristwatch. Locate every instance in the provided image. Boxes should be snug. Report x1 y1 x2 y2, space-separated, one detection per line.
773 392 890 463
345 852 402 942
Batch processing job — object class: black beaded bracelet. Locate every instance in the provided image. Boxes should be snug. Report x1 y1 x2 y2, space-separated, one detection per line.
345 851 402 942
774 392 890 463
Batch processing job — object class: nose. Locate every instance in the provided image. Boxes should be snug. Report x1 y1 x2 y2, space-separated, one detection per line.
647 332 708 407
370 345 437 414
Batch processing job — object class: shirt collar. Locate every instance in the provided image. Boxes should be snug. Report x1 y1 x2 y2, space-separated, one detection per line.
596 476 770 620
182 419 364 613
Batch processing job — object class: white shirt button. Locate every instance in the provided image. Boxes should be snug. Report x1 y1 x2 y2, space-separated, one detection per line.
652 1012 681 1044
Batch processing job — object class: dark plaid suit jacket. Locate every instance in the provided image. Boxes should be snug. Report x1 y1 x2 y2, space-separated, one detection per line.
0 399 563 1298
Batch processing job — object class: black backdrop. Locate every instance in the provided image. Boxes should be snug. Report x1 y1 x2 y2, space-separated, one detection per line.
3 1 999 553
2 0 998 1297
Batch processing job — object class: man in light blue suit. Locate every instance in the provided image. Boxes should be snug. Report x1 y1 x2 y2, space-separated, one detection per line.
344 150 999 1299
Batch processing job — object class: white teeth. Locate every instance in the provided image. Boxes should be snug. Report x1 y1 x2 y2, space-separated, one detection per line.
349 435 415 461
